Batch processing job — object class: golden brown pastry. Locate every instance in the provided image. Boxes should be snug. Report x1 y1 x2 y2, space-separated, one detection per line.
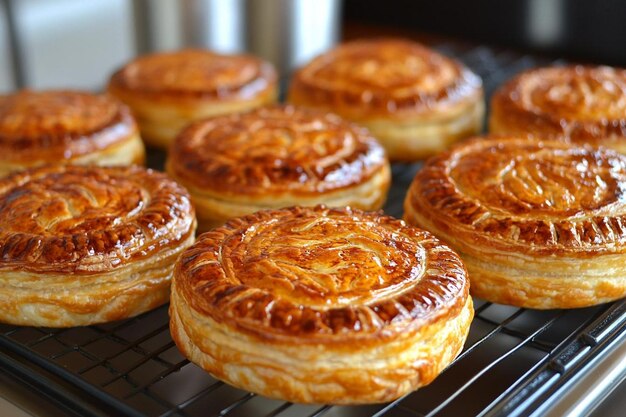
0 90 145 176
0 165 196 327
166 105 391 231
288 38 484 161
490 65 626 153
108 49 278 149
404 136 626 309
170 205 472 404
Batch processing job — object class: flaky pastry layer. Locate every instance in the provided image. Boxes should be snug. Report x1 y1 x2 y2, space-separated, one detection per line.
171 287 473 404
170 164 390 231
362 99 484 161
0 132 145 177
170 205 472 403
404 136 626 308
0 233 195 327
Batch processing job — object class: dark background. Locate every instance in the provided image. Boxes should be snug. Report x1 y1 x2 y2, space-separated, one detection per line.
343 0 626 66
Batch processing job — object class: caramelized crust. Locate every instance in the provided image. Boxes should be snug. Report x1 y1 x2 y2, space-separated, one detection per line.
288 39 484 160
108 49 278 148
404 136 626 308
167 105 391 230
168 105 387 194
171 205 472 403
289 39 481 119
490 66 626 153
0 165 196 326
0 90 144 172
109 49 276 101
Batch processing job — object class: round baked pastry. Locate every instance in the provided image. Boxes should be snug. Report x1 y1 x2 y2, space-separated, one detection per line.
0 165 196 327
490 65 626 153
108 49 278 149
404 136 626 309
170 205 472 404
166 105 391 231
0 90 145 176
288 38 484 161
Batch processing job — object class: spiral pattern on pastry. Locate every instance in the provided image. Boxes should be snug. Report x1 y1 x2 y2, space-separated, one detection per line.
490 66 626 151
169 105 387 194
288 39 484 161
0 165 196 326
109 49 276 100
166 105 391 230
404 136 626 308
170 205 472 404
0 90 143 171
289 38 482 118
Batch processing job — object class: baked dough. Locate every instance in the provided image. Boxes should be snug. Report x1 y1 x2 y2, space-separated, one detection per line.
490 65 626 153
166 105 391 231
0 90 145 176
404 136 626 309
170 205 472 404
288 38 484 161
0 165 196 327
108 49 278 149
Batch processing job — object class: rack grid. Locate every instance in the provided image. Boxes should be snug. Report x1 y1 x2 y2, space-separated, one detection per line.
1 40 625 417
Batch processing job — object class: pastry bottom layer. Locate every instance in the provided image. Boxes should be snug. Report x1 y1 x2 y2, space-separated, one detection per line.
464 253 626 309
129 94 277 149
168 163 391 232
0 232 195 327
0 133 146 177
170 284 473 405
364 100 484 161
490 116 626 156
404 206 626 309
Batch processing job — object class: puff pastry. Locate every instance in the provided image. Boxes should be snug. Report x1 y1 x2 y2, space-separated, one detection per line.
0 165 196 327
170 205 472 404
166 105 391 231
404 136 626 309
490 65 626 153
0 90 145 176
288 38 484 161
108 49 278 149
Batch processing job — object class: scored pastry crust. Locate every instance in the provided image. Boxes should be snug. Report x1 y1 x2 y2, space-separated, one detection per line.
108 49 278 148
0 165 196 327
490 65 626 153
170 205 473 404
0 90 145 176
166 105 391 231
288 38 484 161
404 136 626 309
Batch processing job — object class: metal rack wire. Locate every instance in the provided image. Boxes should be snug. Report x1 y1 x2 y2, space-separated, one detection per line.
1 41 625 417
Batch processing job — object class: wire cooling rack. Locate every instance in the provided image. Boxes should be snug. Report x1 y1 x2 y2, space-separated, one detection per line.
1 40 626 417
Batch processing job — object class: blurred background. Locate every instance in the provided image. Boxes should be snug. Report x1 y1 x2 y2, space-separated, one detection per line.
1 0 626 93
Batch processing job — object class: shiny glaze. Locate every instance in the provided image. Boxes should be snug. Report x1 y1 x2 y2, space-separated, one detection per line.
0 165 195 273
491 66 626 144
408 136 626 254
168 105 388 195
175 205 469 342
0 90 136 161
289 39 482 117
108 49 277 100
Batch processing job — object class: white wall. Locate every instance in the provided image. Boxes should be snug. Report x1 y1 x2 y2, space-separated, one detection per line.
3 0 135 92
